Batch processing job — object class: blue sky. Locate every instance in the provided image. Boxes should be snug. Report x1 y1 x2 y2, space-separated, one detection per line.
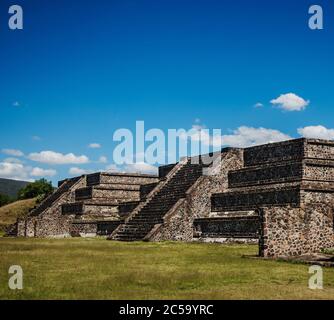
0 0 334 184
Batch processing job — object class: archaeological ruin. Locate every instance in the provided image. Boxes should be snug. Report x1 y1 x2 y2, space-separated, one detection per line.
10 138 334 258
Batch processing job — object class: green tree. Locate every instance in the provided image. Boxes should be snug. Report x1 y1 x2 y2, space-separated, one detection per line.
18 179 54 200
0 193 13 207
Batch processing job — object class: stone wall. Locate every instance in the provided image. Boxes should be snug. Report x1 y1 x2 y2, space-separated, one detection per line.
70 220 125 237
188 149 244 219
228 162 302 188
212 187 300 212
34 215 75 238
149 199 192 241
300 190 334 205
259 204 334 257
17 218 36 237
62 202 84 215
70 221 97 237
194 216 259 239
244 139 304 167
303 160 334 181
305 139 334 160
81 204 119 217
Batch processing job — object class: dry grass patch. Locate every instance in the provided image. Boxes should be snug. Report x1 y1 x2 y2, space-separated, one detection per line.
0 198 37 231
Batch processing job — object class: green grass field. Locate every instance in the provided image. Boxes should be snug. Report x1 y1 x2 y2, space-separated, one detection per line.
0 238 334 300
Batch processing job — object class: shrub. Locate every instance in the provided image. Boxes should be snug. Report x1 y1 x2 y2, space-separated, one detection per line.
18 179 54 200
0 194 14 207
36 193 48 204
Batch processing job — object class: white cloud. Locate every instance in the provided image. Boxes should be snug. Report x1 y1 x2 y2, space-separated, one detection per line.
254 102 264 108
69 167 93 176
181 128 222 148
105 164 119 172
105 163 158 175
192 124 206 130
184 126 291 148
192 119 206 130
28 151 89 165
30 167 57 177
298 125 334 140
1 161 56 180
12 101 20 107
0 162 31 181
88 143 101 149
1 149 24 157
270 93 309 111
99 156 108 163
221 126 292 147
32 135 41 141
3 157 23 164
124 162 158 175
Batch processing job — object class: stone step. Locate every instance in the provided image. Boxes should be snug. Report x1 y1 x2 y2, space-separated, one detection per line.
116 228 150 234
75 186 141 201
113 160 205 240
118 201 141 214
122 227 154 233
134 213 167 219
62 202 119 217
114 236 145 241
93 184 141 191
131 212 164 218
139 206 174 212
129 219 163 224
117 229 150 235
87 172 159 187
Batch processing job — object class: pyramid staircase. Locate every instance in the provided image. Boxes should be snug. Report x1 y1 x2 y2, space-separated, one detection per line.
112 158 207 241
29 177 82 217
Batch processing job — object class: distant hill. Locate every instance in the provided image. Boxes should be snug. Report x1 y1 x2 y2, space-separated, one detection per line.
0 198 37 232
0 178 30 198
